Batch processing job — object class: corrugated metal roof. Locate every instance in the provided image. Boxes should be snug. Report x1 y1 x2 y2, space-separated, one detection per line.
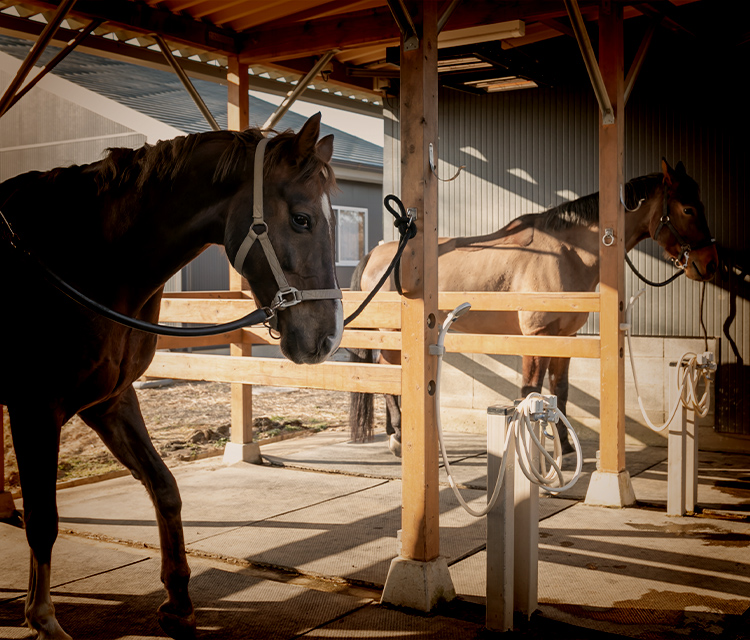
0 34 383 169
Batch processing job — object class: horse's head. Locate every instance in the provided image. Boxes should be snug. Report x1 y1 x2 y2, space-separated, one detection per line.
225 114 343 364
652 159 718 281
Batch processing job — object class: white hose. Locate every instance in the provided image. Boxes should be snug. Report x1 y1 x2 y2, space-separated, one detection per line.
624 290 713 432
433 305 583 518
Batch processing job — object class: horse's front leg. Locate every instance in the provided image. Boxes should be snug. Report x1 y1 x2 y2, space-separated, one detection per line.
9 405 71 640
79 387 195 640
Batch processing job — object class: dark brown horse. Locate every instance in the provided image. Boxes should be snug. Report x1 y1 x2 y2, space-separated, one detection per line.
350 160 718 456
0 114 342 639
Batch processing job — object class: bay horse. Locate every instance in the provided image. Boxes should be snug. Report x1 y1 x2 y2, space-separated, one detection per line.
350 160 718 456
0 113 342 640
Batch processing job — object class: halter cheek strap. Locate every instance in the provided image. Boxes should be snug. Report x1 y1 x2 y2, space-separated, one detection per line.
232 136 342 314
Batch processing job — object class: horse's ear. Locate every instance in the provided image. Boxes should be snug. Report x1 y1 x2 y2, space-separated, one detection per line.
675 161 687 176
661 157 675 187
294 112 323 159
316 134 334 164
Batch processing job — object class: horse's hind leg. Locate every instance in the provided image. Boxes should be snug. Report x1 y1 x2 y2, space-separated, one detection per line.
384 394 402 457
379 349 402 457
521 355 551 400
9 405 71 640
548 357 574 453
79 387 195 640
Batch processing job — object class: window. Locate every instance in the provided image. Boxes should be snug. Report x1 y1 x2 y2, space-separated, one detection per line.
333 205 368 266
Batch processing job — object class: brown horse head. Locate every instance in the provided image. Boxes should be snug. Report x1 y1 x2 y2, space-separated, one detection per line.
654 159 718 281
224 114 343 364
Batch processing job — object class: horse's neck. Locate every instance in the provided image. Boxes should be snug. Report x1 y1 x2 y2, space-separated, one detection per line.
623 184 662 252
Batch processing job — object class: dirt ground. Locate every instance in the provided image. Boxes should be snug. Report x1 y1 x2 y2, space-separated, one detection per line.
2 381 386 493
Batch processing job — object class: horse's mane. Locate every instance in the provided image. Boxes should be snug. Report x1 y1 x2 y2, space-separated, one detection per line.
94 128 335 194
540 173 662 231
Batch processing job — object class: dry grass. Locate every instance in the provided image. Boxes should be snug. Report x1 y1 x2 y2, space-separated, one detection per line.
2 381 385 493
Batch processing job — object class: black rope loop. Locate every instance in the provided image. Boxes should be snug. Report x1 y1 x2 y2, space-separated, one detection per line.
343 194 417 327
385 194 417 240
625 253 684 287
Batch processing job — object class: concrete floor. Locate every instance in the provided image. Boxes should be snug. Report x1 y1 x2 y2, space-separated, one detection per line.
1 430 749 640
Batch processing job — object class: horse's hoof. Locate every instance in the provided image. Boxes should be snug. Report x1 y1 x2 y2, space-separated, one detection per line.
158 606 196 640
389 434 402 458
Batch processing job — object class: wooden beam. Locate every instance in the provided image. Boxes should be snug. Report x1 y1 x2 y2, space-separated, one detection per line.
145 352 402 395
597 3 627 475
398 0 441 566
17 0 241 55
444 334 600 359
156 329 598 358
226 56 255 458
239 1 599 63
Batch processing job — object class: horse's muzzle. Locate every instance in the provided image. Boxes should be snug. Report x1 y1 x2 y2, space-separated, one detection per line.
687 245 719 281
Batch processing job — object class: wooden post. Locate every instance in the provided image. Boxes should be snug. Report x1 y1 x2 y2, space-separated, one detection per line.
0 406 15 518
585 3 635 507
381 0 455 611
223 55 261 465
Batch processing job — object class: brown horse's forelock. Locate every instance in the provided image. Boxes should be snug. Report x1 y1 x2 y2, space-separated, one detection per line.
541 173 663 232
96 128 335 195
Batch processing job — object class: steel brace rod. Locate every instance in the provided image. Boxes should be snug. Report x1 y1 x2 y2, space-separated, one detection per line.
624 22 656 106
563 0 615 125
152 33 220 131
3 19 102 116
0 0 78 118
262 49 338 132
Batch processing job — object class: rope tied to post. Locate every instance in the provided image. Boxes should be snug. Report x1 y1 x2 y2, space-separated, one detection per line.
343 194 416 326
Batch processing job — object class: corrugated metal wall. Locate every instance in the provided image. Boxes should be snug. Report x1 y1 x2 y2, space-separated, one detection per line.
383 52 748 434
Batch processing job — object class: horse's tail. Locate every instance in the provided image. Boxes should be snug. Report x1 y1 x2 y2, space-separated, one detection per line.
349 251 375 442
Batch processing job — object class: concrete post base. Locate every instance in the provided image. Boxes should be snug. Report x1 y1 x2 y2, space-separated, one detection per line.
223 442 262 465
381 556 456 612
0 491 15 519
584 470 636 507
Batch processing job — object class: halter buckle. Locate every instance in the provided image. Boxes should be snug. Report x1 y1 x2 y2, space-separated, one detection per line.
272 286 303 310
673 245 691 270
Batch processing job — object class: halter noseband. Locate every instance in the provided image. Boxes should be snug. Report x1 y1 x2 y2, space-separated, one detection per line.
232 136 342 319
653 187 715 270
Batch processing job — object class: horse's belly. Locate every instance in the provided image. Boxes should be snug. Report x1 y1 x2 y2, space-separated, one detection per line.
0 269 157 411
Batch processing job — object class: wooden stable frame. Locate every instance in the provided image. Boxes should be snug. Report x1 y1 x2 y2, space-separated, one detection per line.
0 0 637 605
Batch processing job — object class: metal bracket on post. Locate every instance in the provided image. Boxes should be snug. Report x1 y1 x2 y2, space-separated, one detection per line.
387 0 420 51
563 0 615 125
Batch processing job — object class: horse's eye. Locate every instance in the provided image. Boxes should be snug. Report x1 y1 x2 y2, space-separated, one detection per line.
683 207 695 216
292 213 311 230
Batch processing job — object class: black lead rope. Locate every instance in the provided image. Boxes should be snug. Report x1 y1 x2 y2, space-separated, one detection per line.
625 253 684 288
343 194 416 326
2 208 272 337
42 266 271 337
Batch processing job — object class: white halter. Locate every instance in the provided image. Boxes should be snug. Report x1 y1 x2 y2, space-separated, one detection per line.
232 136 342 313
